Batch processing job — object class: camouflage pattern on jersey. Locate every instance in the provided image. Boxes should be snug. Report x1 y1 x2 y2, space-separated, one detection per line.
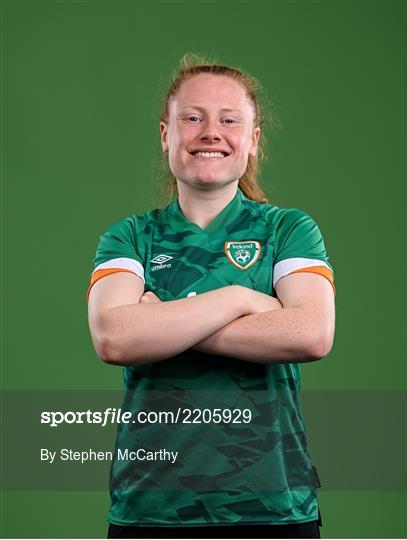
91 189 333 526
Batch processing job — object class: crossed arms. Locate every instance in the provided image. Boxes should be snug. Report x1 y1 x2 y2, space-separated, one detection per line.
87 271 335 366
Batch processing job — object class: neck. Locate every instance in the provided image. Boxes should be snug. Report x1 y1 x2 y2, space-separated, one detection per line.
176 181 239 229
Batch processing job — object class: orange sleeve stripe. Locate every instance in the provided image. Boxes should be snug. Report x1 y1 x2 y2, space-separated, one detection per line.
289 266 336 294
86 268 138 302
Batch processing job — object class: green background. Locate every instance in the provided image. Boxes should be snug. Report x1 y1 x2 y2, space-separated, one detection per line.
1 0 406 537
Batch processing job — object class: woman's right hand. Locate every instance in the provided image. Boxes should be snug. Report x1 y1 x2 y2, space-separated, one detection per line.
235 285 283 315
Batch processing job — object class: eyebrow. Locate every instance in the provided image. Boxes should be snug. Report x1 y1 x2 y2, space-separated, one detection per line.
179 106 244 114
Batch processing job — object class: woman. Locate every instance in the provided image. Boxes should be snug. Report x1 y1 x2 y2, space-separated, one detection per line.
88 54 335 539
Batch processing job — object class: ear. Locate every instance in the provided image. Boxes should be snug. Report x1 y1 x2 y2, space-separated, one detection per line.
160 121 169 153
249 127 261 157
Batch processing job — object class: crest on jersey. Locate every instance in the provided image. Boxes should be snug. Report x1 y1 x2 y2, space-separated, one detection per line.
225 241 261 270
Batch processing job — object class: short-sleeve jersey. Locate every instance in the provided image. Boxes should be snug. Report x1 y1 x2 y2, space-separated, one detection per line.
88 188 334 527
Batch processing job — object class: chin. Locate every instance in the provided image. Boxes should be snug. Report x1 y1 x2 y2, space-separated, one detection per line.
183 176 236 190
179 169 242 186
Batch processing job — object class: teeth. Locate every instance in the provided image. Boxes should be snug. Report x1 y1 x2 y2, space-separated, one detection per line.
195 152 225 158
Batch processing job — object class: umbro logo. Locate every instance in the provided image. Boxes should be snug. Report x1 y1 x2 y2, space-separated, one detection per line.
151 254 173 264
150 254 173 272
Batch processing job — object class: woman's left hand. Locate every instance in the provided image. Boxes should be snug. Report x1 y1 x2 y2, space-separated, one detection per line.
139 291 162 304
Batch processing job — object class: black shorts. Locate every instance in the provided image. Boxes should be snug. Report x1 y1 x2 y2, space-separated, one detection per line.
107 512 322 539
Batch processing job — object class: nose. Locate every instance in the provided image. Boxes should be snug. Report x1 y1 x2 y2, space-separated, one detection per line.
200 119 221 143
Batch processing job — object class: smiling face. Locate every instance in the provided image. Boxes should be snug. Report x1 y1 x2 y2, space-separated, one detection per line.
160 74 260 190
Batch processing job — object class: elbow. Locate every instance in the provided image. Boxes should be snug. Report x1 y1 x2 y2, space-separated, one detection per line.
89 312 123 365
95 335 124 365
90 313 132 365
90 324 125 365
306 330 334 361
94 332 147 366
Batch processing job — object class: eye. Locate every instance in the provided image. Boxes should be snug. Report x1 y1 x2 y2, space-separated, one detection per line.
222 118 238 125
185 115 201 123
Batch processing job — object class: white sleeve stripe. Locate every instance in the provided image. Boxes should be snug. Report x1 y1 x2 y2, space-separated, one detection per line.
273 258 330 288
93 257 145 283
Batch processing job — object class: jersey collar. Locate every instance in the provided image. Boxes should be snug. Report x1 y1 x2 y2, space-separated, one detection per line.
164 188 246 234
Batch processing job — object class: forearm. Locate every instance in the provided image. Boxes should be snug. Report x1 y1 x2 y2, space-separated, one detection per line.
194 305 334 363
96 285 248 365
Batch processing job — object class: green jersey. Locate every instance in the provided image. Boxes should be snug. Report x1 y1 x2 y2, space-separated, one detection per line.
89 188 334 527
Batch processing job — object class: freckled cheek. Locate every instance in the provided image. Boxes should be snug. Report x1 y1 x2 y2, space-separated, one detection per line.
169 144 190 167
174 132 193 154
231 144 247 159
229 133 248 153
